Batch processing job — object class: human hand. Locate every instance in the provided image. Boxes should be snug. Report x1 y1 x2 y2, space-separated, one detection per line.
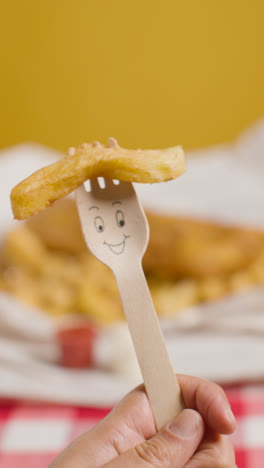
50 375 236 467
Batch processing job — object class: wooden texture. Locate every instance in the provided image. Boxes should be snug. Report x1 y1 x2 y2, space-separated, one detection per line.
76 177 184 430
115 264 184 429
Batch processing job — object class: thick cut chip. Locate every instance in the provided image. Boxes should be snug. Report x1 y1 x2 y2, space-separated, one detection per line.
10 138 185 220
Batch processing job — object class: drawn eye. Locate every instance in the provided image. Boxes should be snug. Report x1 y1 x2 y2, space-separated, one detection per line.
94 216 104 232
116 210 125 228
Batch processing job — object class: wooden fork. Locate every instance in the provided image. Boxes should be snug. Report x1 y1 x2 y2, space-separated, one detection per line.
76 177 184 430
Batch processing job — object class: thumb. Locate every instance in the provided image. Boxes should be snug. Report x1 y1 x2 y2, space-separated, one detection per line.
104 409 204 468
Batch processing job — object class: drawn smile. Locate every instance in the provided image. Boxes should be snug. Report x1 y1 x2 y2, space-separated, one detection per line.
104 235 130 255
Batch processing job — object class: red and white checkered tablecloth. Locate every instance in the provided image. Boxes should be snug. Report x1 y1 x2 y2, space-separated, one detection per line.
0 385 264 468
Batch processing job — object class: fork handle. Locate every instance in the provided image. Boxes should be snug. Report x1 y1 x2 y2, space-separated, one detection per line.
114 263 185 430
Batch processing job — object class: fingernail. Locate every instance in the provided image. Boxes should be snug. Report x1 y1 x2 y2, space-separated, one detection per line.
168 409 202 439
225 405 236 428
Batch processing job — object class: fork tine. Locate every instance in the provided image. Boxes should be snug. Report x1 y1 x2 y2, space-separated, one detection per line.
104 178 114 189
118 180 135 195
75 183 88 203
118 180 130 188
90 178 100 191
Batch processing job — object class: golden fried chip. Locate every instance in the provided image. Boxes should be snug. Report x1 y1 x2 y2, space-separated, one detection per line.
144 213 264 278
198 277 227 302
27 199 86 253
10 138 185 220
249 248 264 284
150 279 199 317
2 196 264 323
2 225 47 273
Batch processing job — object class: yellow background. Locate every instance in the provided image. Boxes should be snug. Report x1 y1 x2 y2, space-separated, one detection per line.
0 0 264 152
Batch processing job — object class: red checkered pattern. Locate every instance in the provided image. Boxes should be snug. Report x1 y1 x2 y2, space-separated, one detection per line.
0 385 264 467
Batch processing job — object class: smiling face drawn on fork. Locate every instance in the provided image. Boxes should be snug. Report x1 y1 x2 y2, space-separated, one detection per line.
89 199 131 255
76 179 149 267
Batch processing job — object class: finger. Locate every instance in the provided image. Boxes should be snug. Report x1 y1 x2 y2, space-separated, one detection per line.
103 409 204 468
49 388 155 468
185 428 236 468
177 375 236 435
49 375 235 467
